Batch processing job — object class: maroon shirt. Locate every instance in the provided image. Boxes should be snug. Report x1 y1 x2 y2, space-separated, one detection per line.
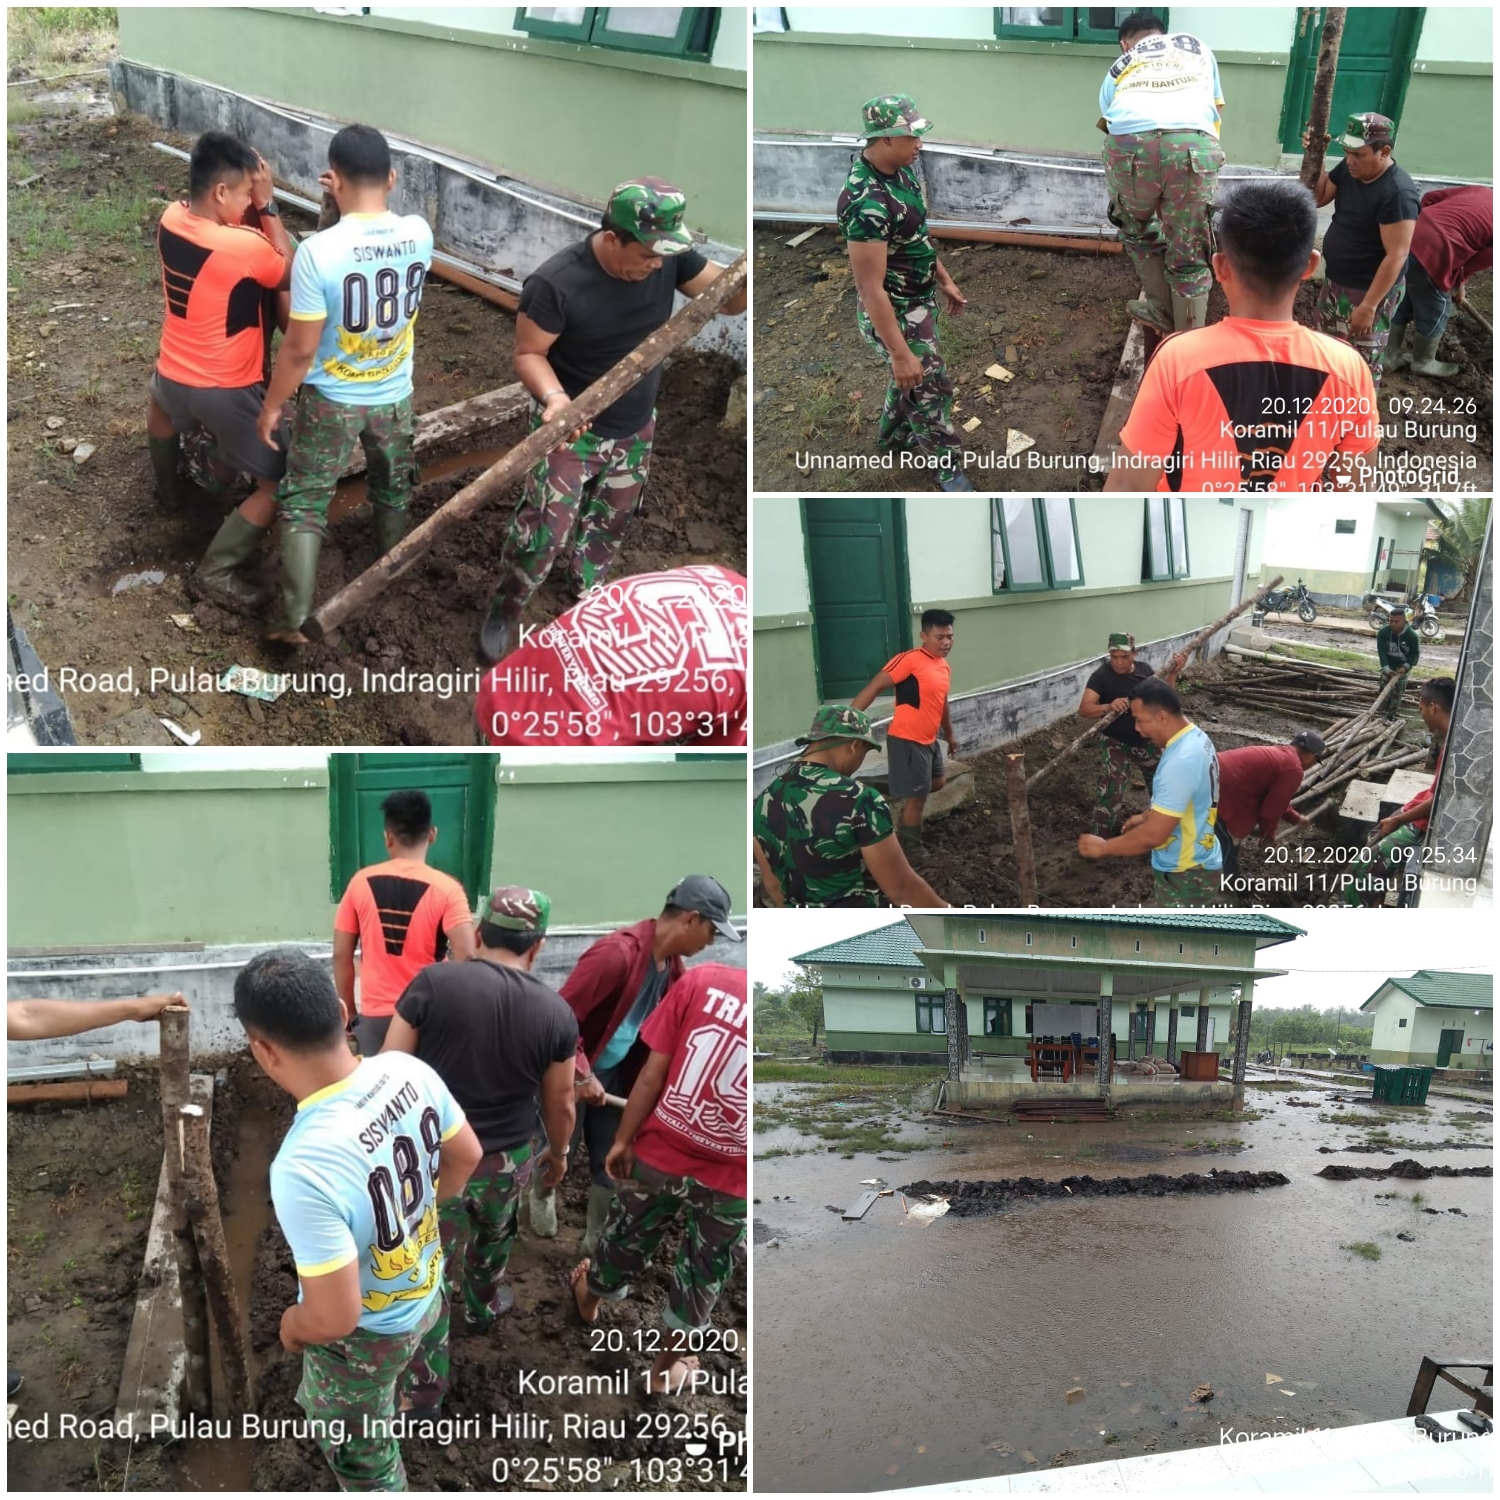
1412 186 1493 293
1217 744 1306 841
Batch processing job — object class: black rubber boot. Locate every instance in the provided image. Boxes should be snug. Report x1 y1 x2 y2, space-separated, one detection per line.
187 511 269 614
372 505 408 556
148 435 181 509
268 530 322 643
476 608 518 667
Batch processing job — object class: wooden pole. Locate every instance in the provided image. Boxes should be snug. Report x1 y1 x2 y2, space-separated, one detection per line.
179 1104 253 1414
1006 752 1039 905
302 255 748 642
1025 575 1286 793
1298 8 1348 191
159 1006 211 1418
8 1078 128 1104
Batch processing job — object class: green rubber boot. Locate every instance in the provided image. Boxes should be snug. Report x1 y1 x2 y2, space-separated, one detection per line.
1384 322 1413 372
1407 331 1460 379
1125 254 1173 334
528 1182 558 1239
148 435 181 509
1170 290 1209 332
372 505 408 556
581 1184 615 1258
188 511 269 614
270 529 323 643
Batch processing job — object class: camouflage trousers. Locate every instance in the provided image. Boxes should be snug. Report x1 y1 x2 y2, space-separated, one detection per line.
1103 131 1224 298
1151 865 1228 907
1093 738 1160 838
278 387 416 538
298 1290 449 1492
855 296 959 465
587 1157 746 1333
490 405 654 622
1344 822 1421 906
1311 276 1407 390
438 1141 533 1326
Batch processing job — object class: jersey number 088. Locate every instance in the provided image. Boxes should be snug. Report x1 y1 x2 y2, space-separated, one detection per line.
342 263 426 334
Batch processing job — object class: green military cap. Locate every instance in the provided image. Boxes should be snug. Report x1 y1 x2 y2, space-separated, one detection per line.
797 704 881 749
1107 632 1134 650
1340 112 1395 151
479 885 551 932
861 94 932 141
604 177 695 255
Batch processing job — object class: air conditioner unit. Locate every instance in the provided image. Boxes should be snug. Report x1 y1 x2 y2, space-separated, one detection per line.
908 976 926 990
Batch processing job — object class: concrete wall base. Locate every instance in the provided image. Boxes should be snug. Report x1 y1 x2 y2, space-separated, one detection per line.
948 1078 1233 1106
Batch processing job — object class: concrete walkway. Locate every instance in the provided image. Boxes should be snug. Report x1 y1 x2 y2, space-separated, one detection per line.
894 1411 1492 1493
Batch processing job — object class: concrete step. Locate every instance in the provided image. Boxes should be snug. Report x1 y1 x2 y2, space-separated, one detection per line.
1341 768 1436 829
859 757 975 823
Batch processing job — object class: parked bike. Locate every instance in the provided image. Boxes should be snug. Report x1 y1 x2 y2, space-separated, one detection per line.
1261 578 1318 623
1366 594 1443 640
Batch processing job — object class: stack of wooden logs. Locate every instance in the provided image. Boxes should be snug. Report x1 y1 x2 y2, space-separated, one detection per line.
1216 646 1431 826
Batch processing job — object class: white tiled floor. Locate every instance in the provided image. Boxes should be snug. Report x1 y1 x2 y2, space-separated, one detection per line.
894 1413 1492 1495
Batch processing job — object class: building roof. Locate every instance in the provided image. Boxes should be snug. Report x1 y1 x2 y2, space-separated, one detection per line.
794 912 1304 971
793 921 922 969
1361 970 1493 1012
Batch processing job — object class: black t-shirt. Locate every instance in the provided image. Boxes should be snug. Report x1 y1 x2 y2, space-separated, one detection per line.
1084 660 1156 748
396 958 578 1154
518 235 709 439
1322 158 1421 290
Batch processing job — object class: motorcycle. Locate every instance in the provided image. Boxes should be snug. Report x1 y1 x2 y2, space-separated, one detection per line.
1367 594 1443 640
1260 578 1318 624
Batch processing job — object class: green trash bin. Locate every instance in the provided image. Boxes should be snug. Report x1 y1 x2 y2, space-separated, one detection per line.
1399 1066 1433 1105
1371 1065 1401 1103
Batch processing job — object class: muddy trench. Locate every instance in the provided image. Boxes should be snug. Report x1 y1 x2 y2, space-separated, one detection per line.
751 223 1492 493
8 1053 747 1492
7 108 746 747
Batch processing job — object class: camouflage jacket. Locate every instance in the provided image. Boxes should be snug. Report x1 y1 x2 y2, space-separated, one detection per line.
754 760 895 907
836 155 937 308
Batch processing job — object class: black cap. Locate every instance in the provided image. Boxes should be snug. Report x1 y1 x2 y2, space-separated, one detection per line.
666 874 741 942
1291 729 1326 758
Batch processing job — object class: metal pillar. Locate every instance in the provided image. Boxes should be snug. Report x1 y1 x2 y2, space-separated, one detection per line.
1097 973 1113 1092
1232 998 1253 1108
1127 1008 1137 1061
1166 1006 1179 1065
1195 985 1211 1053
944 988 969 1081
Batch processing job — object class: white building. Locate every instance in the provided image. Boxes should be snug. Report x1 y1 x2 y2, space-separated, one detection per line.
1360 970 1493 1069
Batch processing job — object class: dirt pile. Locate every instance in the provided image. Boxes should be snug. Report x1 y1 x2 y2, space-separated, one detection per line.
900 1169 1291 1216
1316 1159 1493 1182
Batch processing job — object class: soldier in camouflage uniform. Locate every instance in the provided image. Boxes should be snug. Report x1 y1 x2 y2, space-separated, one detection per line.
1306 114 1420 389
753 706 945 908
478 179 746 663
1099 14 1225 332
571 962 747 1397
838 95 973 492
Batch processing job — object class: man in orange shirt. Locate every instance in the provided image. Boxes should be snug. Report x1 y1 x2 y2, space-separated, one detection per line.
1104 178 1380 492
149 131 296 611
849 609 957 850
332 790 476 1055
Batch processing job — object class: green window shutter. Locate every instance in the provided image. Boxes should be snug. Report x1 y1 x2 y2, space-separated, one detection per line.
8 753 141 774
514 7 597 43
1143 497 1172 581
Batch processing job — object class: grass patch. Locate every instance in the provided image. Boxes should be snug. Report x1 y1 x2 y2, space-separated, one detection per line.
7 7 118 76
1342 1241 1382 1261
755 1062 945 1086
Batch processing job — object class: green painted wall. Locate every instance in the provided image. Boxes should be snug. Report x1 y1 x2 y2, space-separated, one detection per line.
753 622 820 747
754 37 1288 165
118 7 747 245
8 763 745 948
826 1030 946 1054
1401 71 1493 179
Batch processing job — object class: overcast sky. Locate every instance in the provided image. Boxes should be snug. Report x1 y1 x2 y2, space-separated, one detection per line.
749 910 1492 1014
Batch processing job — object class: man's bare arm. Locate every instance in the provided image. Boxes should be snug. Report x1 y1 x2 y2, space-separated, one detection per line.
862 835 948 906
846 241 923 389
7 994 185 1041
849 668 895 713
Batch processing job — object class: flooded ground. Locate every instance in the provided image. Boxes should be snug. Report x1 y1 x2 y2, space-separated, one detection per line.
752 1072 1492 1492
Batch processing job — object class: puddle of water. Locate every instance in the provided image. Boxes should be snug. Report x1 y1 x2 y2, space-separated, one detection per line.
25 84 114 119
754 1087 1492 1492
111 569 166 596
178 1099 278 1492
327 444 510 524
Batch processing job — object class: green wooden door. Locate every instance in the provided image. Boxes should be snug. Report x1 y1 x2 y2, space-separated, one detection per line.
328 754 494 903
1436 1028 1463 1066
803 498 910 699
1280 9 1422 153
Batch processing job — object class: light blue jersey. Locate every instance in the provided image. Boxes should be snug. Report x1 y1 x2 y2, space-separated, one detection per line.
289 210 434 405
1101 32 1223 138
269 1051 465 1336
1149 723 1223 874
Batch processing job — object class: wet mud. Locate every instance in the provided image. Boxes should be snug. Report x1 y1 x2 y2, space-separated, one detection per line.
1316 1159 1493 1181
902 1169 1291 1215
